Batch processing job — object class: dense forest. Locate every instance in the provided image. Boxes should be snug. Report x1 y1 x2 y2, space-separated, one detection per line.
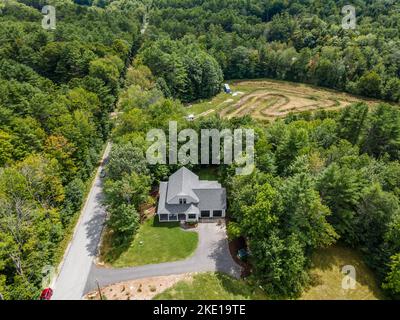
103 0 400 300
0 0 143 299
105 65 400 299
140 0 400 103
1 0 400 300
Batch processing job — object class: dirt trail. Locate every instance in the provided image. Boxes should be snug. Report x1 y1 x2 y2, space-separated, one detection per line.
218 80 379 120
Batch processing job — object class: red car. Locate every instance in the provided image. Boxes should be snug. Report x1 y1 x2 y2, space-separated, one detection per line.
40 288 53 300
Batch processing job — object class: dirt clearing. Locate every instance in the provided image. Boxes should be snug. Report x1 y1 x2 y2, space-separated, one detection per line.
221 80 379 120
190 79 385 121
85 273 194 300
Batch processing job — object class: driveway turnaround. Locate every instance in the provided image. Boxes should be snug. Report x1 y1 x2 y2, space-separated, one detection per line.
51 143 111 300
84 223 242 294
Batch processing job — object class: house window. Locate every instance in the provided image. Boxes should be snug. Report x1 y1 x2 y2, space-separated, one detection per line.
159 214 168 221
179 199 187 204
169 214 178 221
201 210 211 218
213 210 223 217
188 214 197 220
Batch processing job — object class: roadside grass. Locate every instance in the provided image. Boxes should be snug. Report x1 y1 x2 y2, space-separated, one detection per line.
153 272 267 300
301 246 386 300
100 216 198 268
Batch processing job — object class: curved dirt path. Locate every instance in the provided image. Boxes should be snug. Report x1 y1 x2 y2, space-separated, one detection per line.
217 80 379 121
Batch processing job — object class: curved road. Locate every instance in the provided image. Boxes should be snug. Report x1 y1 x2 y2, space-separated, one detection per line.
51 142 241 299
84 223 242 294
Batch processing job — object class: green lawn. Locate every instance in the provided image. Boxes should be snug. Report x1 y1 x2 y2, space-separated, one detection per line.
185 92 234 115
194 166 221 182
153 272 267 300
301 246 386 300
154 246 385 300
185 82 248 117
101 217 198 268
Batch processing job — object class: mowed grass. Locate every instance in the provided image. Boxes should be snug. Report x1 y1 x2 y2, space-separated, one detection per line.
153 272 267 300
154 246 385 300
101 217 198 268
185 82 253 116
185 92 236 116
301 246 386 300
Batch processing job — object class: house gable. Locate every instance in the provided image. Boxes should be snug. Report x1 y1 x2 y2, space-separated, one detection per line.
166 167 200 205
157 167 227 222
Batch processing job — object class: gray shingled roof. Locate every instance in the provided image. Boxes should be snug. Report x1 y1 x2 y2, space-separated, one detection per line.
158 182 201 215
193 188 227 211
157 167 226 215
166 167 200 203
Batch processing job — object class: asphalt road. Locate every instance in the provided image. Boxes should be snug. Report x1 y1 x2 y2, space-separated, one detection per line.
51 141 241 299
51 143 111 300
84 223 242 294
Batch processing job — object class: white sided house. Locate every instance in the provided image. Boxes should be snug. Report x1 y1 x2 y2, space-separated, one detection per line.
157 167 227 222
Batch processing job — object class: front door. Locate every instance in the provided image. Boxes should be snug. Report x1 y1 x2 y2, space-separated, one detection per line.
178 214 186 221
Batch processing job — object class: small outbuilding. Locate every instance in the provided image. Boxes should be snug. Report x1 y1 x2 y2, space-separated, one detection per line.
223 83 232 94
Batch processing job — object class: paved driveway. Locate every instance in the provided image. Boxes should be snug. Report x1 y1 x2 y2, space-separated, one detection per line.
84 222 242 294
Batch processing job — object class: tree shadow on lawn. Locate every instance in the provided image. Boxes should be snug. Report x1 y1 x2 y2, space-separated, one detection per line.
98 229 134 264
214 273 255 299
100 216 183 264
193 165 222 182
210 272 267 300
152 215 181 229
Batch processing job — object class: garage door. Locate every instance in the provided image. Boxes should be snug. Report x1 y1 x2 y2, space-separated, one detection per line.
213 210 223 217
201 210 210 218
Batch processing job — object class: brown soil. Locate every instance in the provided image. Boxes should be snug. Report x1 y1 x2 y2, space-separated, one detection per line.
228 237 252 277
84 273 194 300
219 80 380 121
140 205 156 222
225 216 252 277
